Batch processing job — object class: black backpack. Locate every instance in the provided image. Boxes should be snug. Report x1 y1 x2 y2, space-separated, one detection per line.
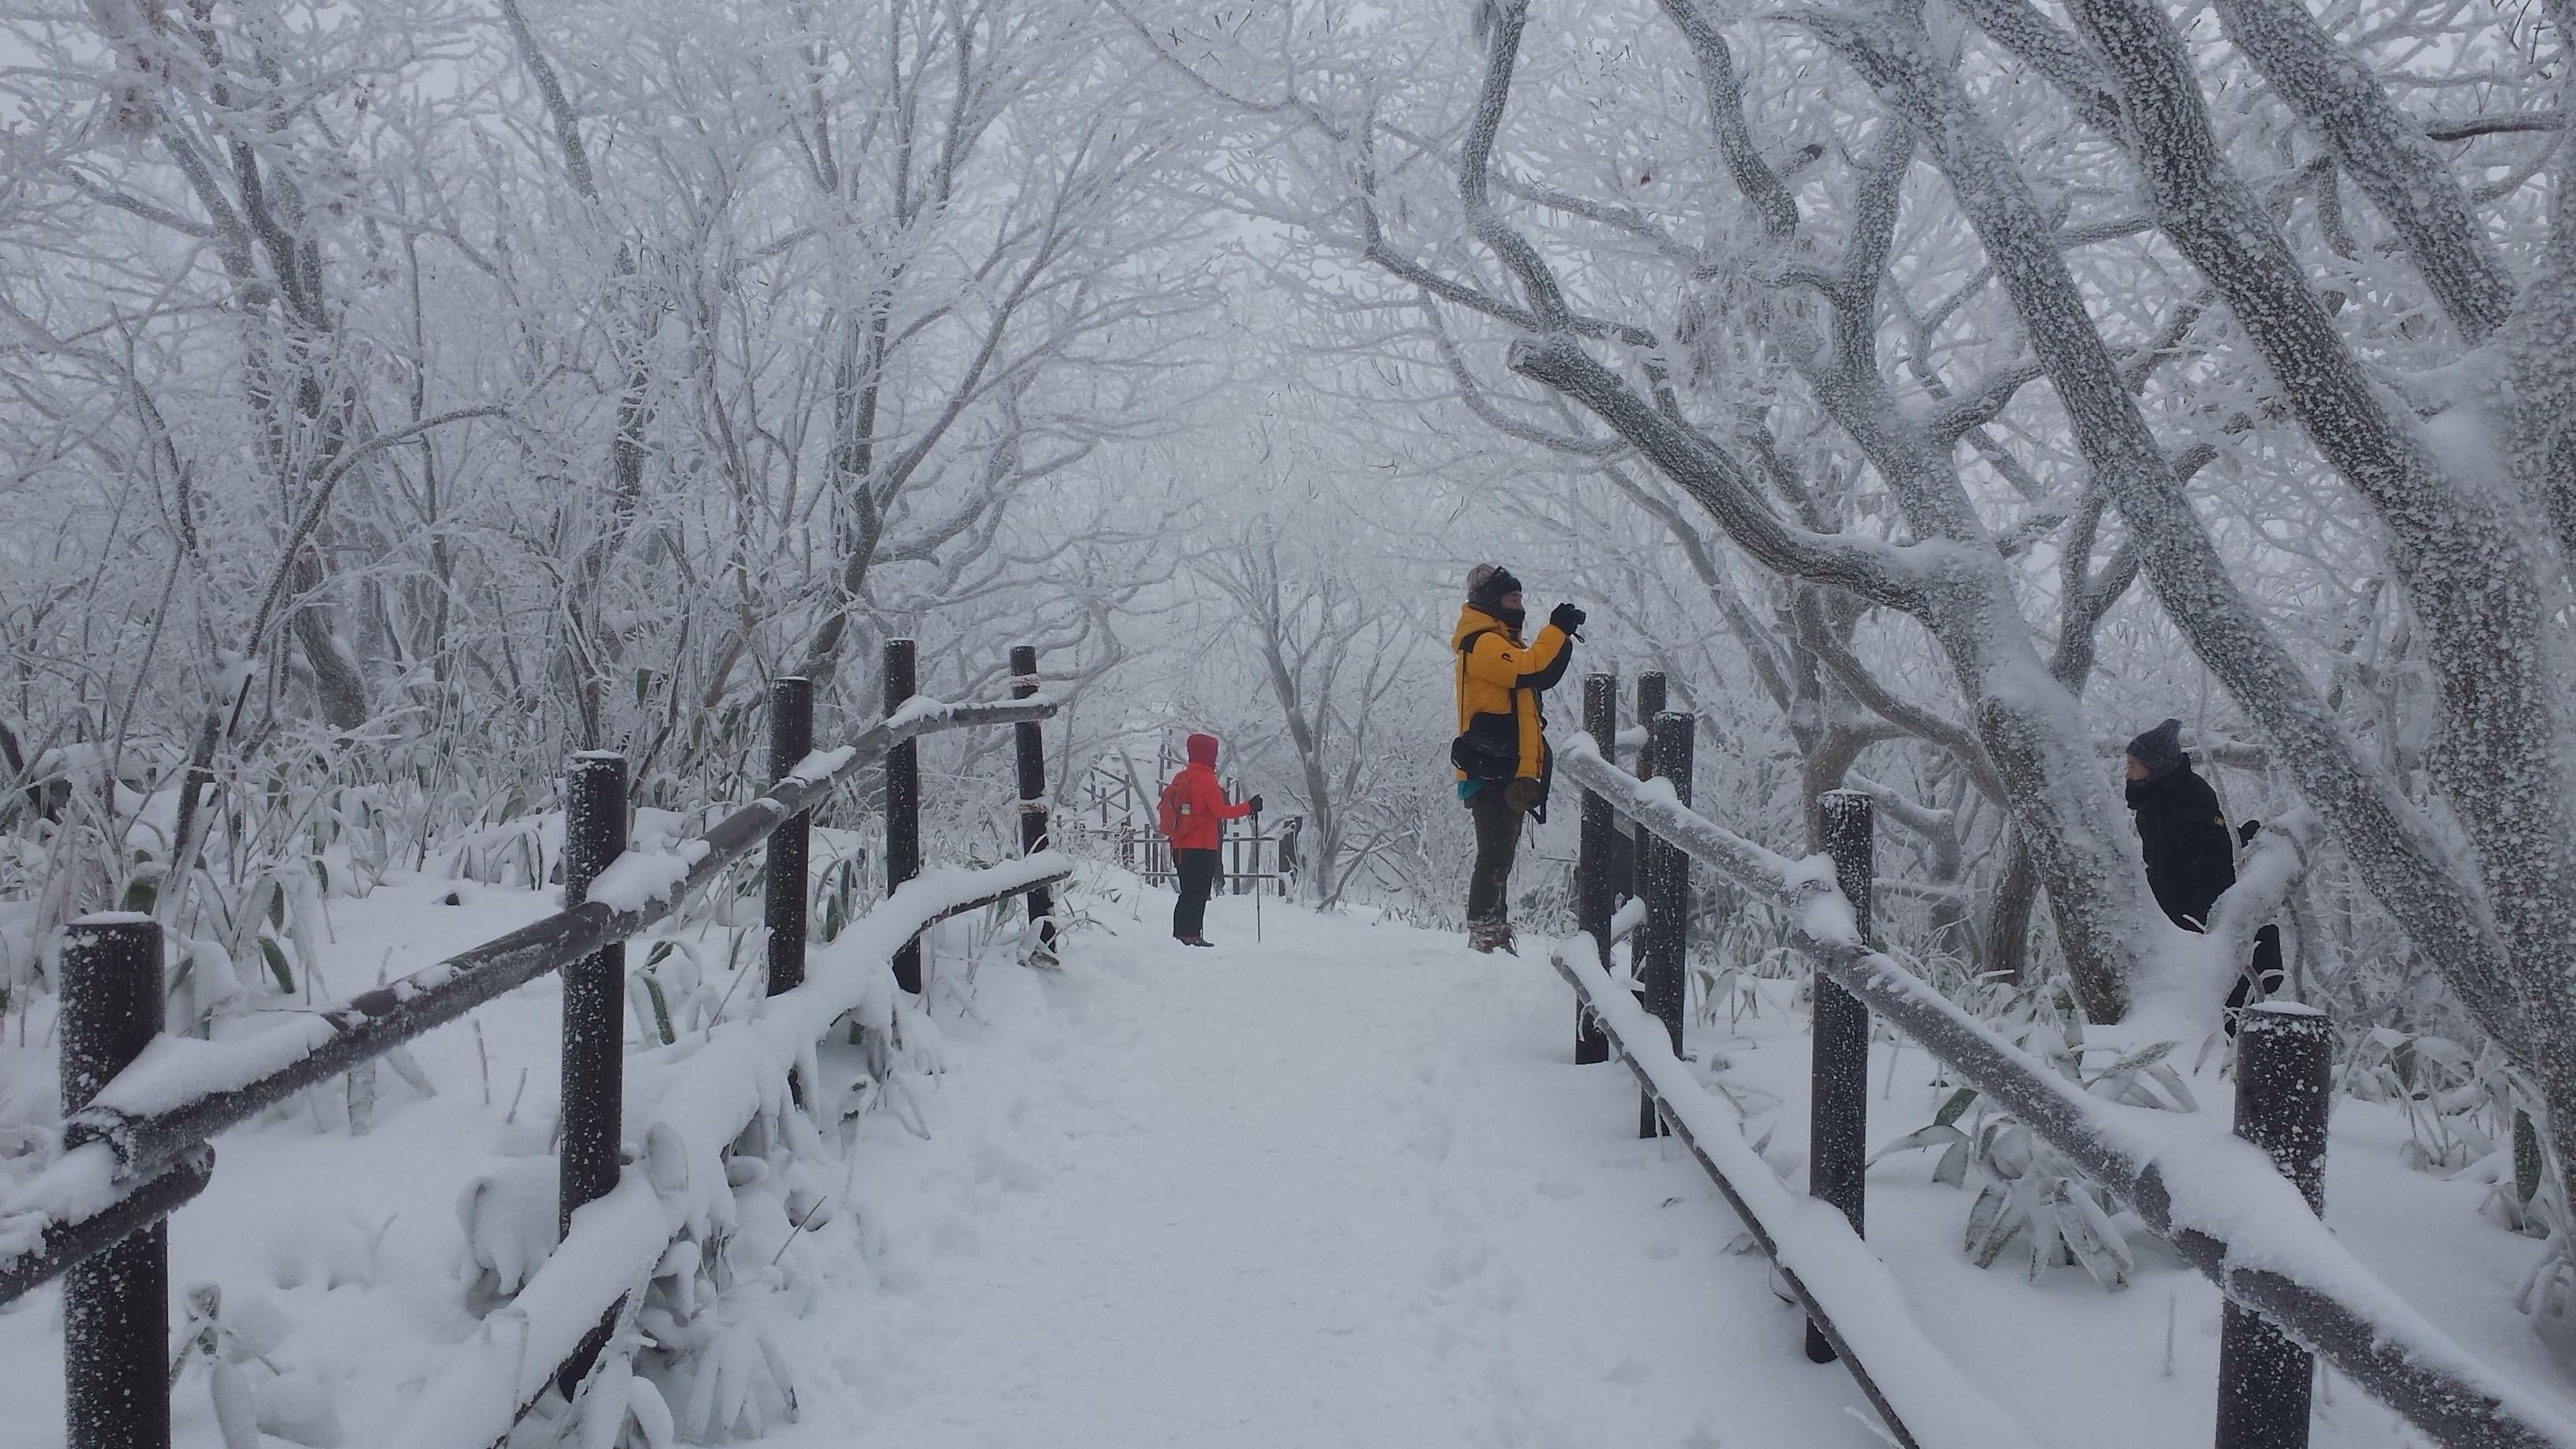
1450 627 1520 781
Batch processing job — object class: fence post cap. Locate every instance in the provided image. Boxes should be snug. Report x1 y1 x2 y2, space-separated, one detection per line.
67 912 156 928
571 750 624 764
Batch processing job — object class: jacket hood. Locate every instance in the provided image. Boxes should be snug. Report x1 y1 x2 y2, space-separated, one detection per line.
1185 733 1219 767
1452 604 1524 649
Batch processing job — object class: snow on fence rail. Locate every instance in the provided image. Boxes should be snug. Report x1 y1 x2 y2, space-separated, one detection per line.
0 639 1073 1449
390 853 1071 1449
1552 688 2576 1449
1551 937 2050 1449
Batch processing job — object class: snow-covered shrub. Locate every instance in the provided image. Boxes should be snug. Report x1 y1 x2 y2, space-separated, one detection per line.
170 1281 349 1448
458 1159 561 1314
2342 1027 2495 1172
574 1121 824 1445
1877 1023 2196 1292
627 934 756 1047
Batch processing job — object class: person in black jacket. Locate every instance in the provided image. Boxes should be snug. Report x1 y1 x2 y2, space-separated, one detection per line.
2123 717 2285 1025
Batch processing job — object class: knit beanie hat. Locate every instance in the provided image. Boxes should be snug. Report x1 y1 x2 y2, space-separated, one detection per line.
1466 563 1522 611
2126 717 2187 779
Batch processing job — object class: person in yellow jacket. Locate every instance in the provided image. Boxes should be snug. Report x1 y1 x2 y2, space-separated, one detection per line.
1451 563 1582 954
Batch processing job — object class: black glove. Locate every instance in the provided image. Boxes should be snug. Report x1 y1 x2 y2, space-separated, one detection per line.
1248 794 1264 814
1548 601 1587 636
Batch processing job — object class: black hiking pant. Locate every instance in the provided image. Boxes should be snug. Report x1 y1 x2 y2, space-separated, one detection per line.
1174 848 1219 939
1466 785 1522 923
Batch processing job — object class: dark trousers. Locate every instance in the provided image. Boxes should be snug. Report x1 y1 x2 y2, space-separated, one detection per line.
1466 786 1522 923
1174 848 1219 939
2223 923 2289 1028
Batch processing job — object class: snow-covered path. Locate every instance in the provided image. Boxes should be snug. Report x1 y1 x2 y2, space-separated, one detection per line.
14 863 2576 1447
772 889 1878 1448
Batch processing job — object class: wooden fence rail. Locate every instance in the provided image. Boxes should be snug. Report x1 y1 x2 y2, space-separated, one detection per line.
1554 670 2576 1449
0 640 1072 1449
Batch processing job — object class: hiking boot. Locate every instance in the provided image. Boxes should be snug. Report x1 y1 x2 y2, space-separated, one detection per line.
1466 918 1516 955
1184 935 1215 948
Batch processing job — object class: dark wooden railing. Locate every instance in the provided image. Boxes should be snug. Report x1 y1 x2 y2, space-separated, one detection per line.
1095 812 1302 897
1554 668 2576 1449
0 639 1073 1448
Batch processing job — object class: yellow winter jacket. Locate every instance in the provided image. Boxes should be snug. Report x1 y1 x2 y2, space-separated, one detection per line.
1451 605 1572 781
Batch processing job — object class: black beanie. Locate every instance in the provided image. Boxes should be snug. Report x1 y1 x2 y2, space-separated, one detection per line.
2126 717 2186 779
1466 563 1522 611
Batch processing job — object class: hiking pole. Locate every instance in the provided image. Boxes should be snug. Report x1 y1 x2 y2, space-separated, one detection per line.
1252 802 1263 944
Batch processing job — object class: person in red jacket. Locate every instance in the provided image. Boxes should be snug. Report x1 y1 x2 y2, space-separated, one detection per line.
1160 732 1260 946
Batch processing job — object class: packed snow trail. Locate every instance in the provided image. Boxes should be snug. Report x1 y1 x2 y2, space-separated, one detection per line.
769 889 1880 1448
8 866 2572 1446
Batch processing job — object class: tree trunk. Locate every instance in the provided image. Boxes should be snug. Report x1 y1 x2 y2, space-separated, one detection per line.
1985 829 2040 988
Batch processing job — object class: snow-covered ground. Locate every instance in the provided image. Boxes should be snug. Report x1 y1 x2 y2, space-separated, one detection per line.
754 886 1878 1449
1696 975 2576 1449
4 860 2574 1447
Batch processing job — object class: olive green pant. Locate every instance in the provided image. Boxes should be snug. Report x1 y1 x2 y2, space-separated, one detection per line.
1466 784 1522 923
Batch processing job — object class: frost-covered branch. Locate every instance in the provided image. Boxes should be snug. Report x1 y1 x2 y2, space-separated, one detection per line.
1428 303 1631 457
2203 0 2515 341
1811 0 2512 1032
1508 333 1932 609
1796 594 2009 804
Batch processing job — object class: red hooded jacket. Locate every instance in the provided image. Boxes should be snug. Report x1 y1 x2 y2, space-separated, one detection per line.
1161 733 1251 851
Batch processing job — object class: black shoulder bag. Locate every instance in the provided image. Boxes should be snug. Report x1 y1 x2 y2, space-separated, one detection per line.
1450 628 1522 781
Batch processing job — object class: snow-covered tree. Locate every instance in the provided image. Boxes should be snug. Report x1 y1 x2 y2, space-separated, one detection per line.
1119 0 2576 1196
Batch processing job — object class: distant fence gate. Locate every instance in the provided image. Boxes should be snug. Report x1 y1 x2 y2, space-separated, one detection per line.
1073 756 1301 897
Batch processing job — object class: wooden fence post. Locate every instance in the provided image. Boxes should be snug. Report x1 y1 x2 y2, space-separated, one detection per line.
1640 708 1693 1139
1012 646 1056 957
765 676 813 997
885 639 923 994
557 751 629 1394
1574 672 1617 1065
2217 1003 2331 1449
560 752 627 1240
1808 788 1874 1363
62 914 167 1449
1632 672 1666 875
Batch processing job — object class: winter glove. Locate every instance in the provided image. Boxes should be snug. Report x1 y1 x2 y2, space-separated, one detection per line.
1504 777 1544 814
1548 601 1587 636
1248 795 1264 814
